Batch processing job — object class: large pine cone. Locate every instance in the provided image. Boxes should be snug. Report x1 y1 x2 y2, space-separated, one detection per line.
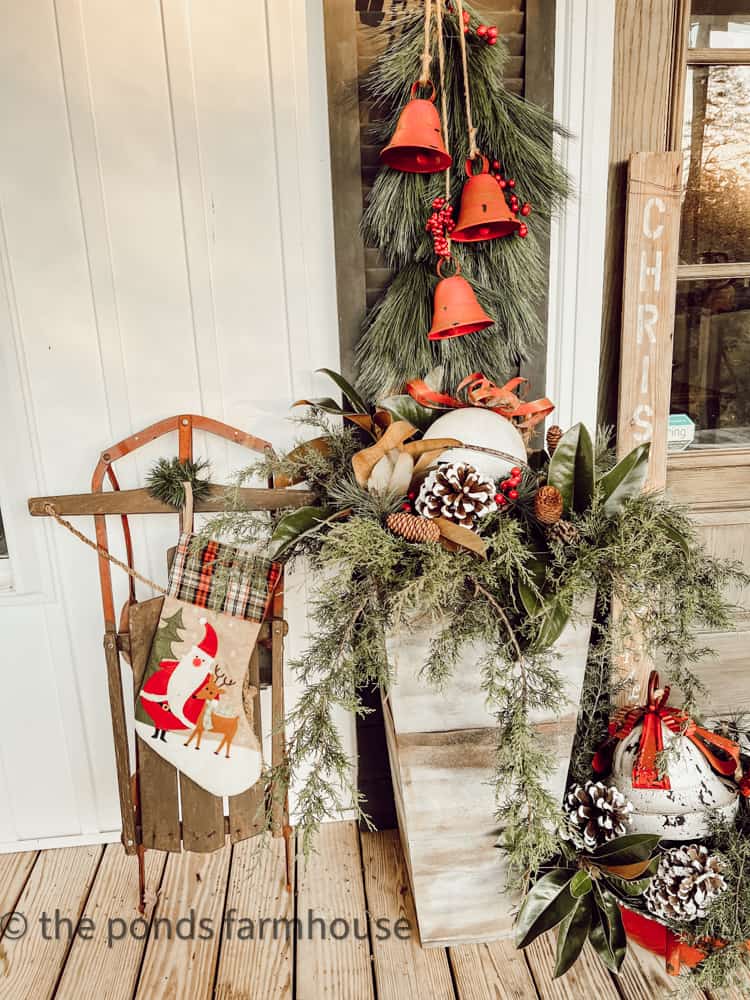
386 512 440 543
415 462 497 528
546 519 581 547
534 485 564 525
645 844 727 923
561 781 633 851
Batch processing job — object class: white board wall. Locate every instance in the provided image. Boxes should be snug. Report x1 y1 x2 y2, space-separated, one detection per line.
0 0 346 850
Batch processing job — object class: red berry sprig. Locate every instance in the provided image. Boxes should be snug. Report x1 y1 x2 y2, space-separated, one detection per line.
497 466 524 504
486 158 533 238
425 197 455 259
446 4 499 44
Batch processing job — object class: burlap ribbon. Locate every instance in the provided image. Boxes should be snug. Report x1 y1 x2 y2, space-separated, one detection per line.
593 671 740 789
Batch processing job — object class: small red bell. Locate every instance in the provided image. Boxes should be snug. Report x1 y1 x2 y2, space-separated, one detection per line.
380 82 452 174
427 260 493 341
451 156 520 242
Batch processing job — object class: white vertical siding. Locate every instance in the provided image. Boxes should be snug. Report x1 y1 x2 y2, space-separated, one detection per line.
0 0 345 850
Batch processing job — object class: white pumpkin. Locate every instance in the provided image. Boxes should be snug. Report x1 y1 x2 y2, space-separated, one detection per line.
422 407 527 481
609 725 739 840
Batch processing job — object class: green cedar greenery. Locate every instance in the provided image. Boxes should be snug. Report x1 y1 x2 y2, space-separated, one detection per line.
204 402 747 886
356 2 570 398
146 456 211 508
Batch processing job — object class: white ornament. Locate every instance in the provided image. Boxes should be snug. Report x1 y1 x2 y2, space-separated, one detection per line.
422 407 527 481
609 725 739 840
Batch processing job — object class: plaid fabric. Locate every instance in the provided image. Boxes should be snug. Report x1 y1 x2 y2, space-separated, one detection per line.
168 532 282 622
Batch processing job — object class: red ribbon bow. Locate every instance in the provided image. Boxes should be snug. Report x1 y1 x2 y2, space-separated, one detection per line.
593 671 740 790
405 373 554 430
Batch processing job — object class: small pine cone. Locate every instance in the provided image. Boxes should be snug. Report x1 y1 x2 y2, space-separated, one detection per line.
534 485 564 525
561 781 633 852
546 519 580 546
415 462 497 528
546 425 563 455
645 845 727 923
386 512 440 543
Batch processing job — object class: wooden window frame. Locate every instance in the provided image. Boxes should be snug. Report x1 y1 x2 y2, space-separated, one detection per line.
666 3 750 491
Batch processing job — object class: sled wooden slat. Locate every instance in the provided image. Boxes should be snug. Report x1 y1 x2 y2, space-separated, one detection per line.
130 598 182 853
179 775 225 853
229 646 265 841
28 483 316 517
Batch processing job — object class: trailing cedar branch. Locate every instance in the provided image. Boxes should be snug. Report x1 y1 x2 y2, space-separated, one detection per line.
203 412 747 886
357 2 571 397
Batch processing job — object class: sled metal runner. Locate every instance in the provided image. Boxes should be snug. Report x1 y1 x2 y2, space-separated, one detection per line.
28 414 300 908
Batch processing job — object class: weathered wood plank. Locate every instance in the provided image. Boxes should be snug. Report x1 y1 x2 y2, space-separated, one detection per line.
228 645 266 841
296 821 374 1000
0 845 102 1000
525 935 619 1000
0 851 38 923
616 151 681 489
360 829 454 999
599 0 677 430
178 776 225 853
450 939 540 999
55 844 167 1000
28 484 316 516
214 834 294 1000
134 842 231 1000
129 597 181 853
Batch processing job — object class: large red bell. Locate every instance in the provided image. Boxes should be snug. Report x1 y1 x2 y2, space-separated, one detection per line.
451 156 520 242
380 82 452 174
427 261 494 341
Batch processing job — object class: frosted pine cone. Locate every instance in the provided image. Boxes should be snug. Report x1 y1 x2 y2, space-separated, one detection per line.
561 781 633 851
645 845 727 923
534 485 564 525
386 512 440 543
546 425 563 455
415 462 497 528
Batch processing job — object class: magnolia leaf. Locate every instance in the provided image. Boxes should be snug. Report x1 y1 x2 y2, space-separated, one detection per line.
603 873 654 898
547 423 594 514
591 834 661 867
588 888 626 972
317 368 370 416
554 894 593 978
531 596 571 653
598 857 655 881
519 554 548 616
663 520 690 555
269 506 346 560
292 395 346 414
599 442 650 517
435 518 487 559
570 870 593 898
379 394 435 433
515 869 577 950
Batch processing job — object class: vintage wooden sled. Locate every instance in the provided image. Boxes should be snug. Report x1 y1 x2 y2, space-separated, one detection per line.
28 414 314 909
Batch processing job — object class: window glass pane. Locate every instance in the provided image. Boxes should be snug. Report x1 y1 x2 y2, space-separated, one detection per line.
681 65 750 264
689 6 750 49
671 277 750 447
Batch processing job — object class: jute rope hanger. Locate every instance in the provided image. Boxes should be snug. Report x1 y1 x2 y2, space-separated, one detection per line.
43 481 197 597
455 0 479 160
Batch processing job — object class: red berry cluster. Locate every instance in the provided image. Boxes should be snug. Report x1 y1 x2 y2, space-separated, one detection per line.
475 23 499 45
446 4 499 43
487 159 532 238
494 466 523 506
425 196 455 259
402 490 417 512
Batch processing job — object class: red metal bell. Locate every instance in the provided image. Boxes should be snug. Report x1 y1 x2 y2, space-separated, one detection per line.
380 82 452 174
427 261 494 341
451 156 520 242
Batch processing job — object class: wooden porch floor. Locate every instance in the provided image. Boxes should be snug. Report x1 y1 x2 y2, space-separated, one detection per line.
0 821 743 999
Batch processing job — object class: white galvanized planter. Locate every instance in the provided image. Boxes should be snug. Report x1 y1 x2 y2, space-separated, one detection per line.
382 594 595 947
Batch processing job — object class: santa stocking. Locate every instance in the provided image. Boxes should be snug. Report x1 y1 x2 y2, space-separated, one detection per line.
135 532 281 797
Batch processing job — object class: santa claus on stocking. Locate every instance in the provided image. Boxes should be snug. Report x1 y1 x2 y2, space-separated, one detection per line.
139 618 219 741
